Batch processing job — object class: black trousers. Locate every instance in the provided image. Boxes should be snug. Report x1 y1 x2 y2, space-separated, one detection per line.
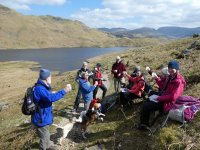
93 84 107 99
140 101 163 126
120 92 139 106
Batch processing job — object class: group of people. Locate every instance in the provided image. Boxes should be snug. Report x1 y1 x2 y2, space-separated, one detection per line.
72 61 107 112
31 55 186 149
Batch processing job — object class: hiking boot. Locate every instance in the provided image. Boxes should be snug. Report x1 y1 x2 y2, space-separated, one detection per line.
76 117 82 123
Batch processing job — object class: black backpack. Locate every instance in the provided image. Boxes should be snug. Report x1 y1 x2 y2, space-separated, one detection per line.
22 85 37 115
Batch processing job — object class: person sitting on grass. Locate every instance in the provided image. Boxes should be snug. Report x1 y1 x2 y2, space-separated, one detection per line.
120 70 145 108
138 60 186 130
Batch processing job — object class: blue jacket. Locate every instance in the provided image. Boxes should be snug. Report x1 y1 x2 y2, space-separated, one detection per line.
79 78 96 103
32 79 66 127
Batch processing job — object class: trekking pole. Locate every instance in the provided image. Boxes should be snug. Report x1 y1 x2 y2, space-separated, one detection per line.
120 108 127 120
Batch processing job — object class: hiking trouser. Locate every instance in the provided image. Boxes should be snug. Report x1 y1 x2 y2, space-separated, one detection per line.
35 125 51 150
84 100 92 111
114 77 125 93
140 101 163 126
93 84 107 99
73 88 82 110
120 92 139 106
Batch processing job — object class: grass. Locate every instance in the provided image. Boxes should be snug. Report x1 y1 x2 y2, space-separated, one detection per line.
0 36 200 149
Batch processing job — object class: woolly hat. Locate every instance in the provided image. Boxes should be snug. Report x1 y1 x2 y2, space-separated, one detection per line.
83 61 88 66
134 66 141 72
168 60 180 70
39 69 51 80
96 63 102 67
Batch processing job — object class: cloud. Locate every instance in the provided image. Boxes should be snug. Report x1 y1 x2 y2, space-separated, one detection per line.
0 0 66 10
71 0 200 29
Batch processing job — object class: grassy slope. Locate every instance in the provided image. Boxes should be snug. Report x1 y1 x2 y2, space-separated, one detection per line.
0 38 199 149
0 5 168 49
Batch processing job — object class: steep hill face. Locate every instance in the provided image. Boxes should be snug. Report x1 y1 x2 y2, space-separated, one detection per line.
0 5 116 49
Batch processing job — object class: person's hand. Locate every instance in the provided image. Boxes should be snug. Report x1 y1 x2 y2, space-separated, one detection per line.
146 66 151 71
114 70 118 73
64 84 72 92
94 81 98 86
52 91 57 93
123 71 127 76
118 73 121 77
149 95 158 101
152 72 158 79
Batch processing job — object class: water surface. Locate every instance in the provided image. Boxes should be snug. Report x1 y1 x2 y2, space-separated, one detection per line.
0 47 127 72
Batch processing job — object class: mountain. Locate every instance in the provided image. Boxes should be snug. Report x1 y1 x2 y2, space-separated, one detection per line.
0 5 116 49
158 27 200 38
98 28 130 33
99 27 200 38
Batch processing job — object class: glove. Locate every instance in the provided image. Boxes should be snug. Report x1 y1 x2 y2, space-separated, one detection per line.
152 72 158 78
149 95 159 102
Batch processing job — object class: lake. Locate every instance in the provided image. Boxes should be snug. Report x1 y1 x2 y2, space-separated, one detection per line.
0 47 128 72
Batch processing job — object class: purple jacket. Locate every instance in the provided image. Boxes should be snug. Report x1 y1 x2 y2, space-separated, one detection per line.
157 74 186 113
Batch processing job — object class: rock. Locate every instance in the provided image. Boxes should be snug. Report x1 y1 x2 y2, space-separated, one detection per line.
0 103 9 112
84 144 103 150
24 120 31 124
188 40 200 50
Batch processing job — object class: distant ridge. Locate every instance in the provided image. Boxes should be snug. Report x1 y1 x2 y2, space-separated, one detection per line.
98 26 200 38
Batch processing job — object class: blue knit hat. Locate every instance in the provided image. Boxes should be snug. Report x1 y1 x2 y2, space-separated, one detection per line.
168 60 179 70
39 69 51 80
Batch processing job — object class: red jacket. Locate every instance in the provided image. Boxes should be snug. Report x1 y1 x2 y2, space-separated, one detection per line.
157 74 186 113
93 68 103 86
111 61 126 78
127 75 145 97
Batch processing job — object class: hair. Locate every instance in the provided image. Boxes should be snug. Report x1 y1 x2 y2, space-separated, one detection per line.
81 72 89 79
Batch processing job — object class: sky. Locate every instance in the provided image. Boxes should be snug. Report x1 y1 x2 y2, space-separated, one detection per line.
0 0 200 29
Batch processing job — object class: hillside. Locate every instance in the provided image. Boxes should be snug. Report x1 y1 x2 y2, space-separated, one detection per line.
0 36 199 149
0 4 117 49
0 5 168 49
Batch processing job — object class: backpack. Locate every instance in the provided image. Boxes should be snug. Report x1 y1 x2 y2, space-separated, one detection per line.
168 105 189 124
21 85 37 115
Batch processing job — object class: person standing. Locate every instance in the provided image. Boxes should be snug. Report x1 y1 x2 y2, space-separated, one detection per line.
111 56 126 92
79 72 98 111
72 62 93 112
32 69 72 150
93 63 107 99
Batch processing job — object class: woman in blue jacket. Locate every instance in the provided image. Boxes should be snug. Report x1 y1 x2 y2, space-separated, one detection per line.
32 69 71 150
79 72 98 111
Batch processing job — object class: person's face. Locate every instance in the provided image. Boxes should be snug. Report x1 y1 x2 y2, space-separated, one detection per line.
46 76 52 85
168 67 177 76
83 64 88 69
136 71 141 77
116 59 120 63
85 74 89 80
